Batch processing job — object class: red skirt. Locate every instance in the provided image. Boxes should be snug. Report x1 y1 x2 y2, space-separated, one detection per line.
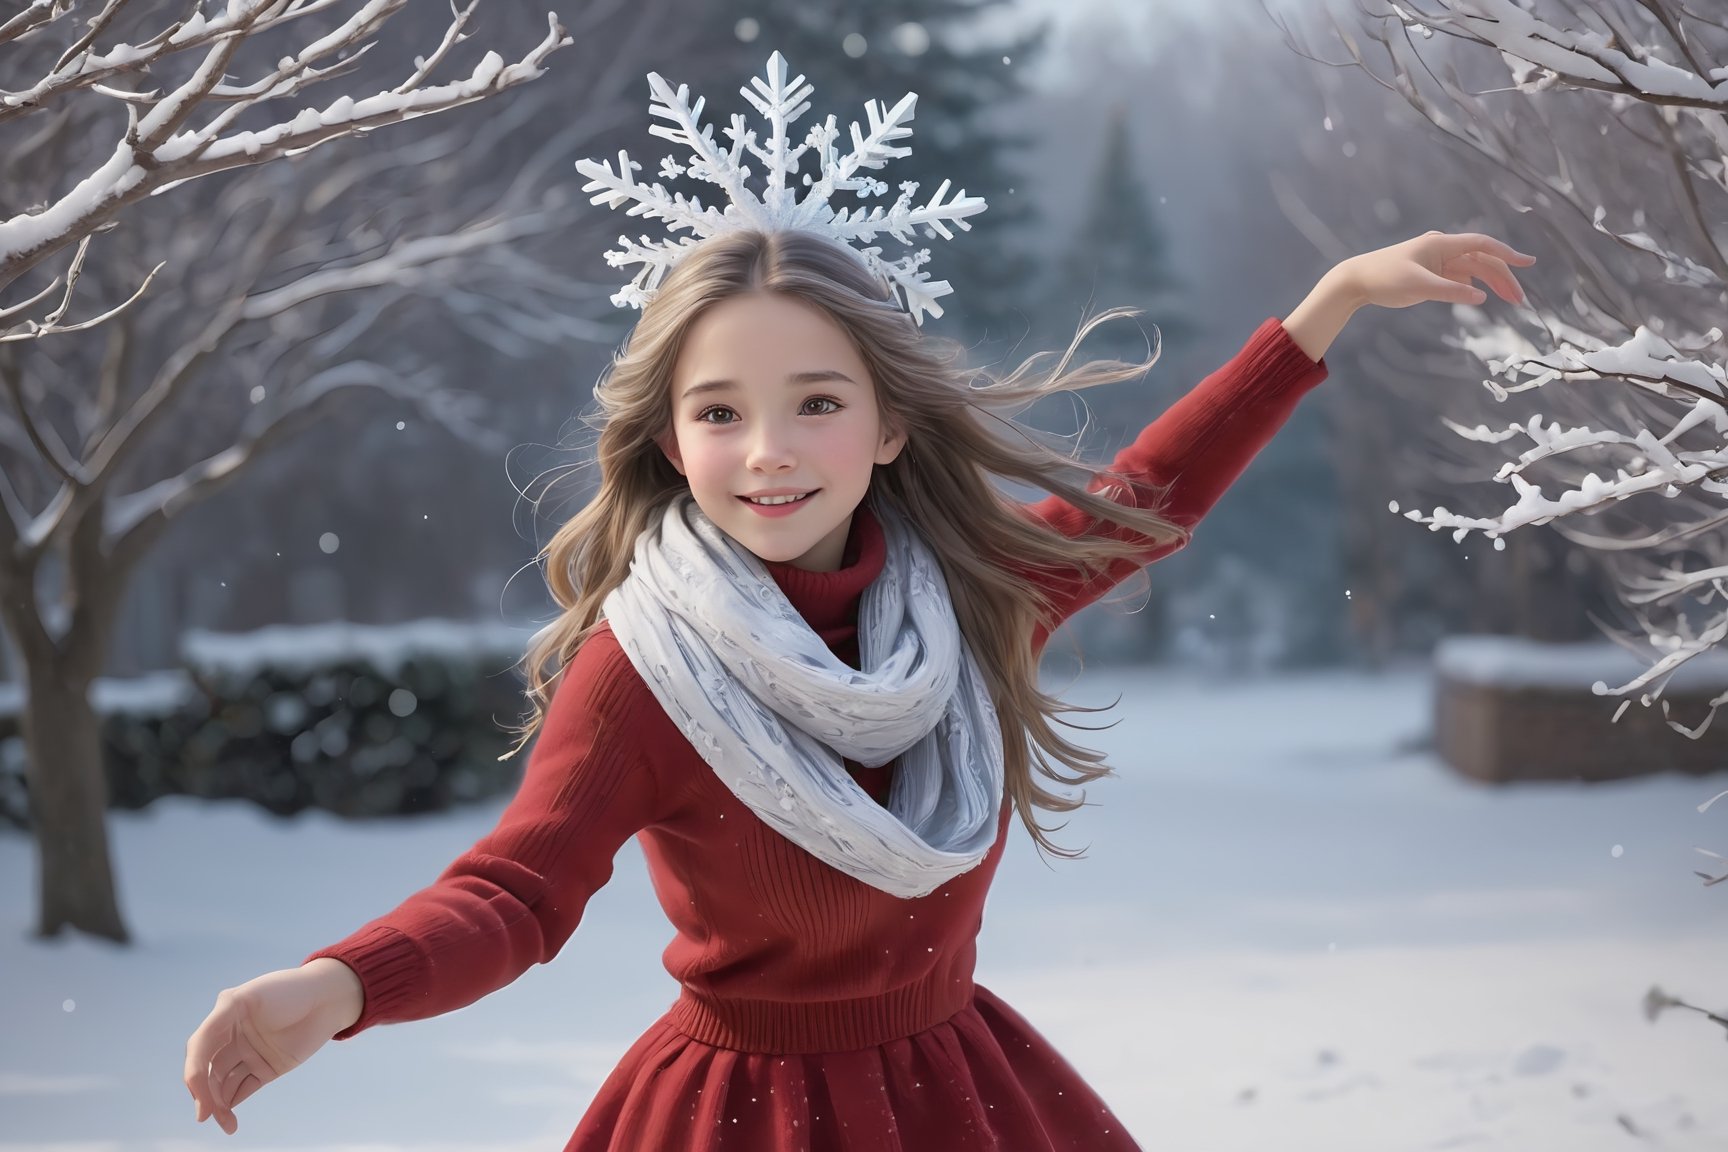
566 984 1141 1151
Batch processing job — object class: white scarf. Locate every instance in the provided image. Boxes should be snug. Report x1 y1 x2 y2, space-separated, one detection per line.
600 493 1004 899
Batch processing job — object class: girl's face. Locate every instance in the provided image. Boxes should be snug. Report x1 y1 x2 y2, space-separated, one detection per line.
658 291 906 572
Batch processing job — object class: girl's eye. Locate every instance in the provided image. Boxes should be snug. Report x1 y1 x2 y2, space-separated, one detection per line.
695 397 842 424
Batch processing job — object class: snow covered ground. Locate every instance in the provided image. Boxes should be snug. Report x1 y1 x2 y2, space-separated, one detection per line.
2 663 1725 1151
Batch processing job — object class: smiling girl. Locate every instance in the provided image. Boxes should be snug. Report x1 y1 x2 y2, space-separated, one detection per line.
183 55 1533 1152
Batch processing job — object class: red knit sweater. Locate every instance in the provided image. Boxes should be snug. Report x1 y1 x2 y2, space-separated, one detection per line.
304 317 1327 1055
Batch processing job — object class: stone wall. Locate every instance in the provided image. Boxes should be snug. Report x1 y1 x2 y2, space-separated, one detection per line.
1434 635 1728 783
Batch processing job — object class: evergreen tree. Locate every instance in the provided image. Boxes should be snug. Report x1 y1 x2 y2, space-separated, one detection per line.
1048 104 1199 662
692 3 1049 353
1055 102 1196 363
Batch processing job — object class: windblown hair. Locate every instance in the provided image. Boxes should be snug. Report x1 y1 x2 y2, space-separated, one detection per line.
510 229 1187 859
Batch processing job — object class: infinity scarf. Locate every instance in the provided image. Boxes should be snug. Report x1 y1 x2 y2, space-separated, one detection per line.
600 493 1004 899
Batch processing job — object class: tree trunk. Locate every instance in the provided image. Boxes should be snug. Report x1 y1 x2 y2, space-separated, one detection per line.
21 658 129 942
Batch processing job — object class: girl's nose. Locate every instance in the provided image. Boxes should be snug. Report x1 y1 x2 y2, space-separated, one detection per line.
745 426 797 470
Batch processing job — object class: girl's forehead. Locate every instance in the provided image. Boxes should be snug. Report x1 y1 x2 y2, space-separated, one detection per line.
675 295 866 378
689 292 843 338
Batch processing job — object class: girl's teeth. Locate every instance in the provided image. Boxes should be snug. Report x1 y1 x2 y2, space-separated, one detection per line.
749 493 810 505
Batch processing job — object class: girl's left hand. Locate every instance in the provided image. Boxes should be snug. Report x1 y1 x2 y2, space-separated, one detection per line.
1336 230 1536 311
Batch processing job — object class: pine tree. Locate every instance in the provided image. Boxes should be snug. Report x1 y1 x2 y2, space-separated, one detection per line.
1049 103 1197 662
1056 102 1195 361
694 3 1048 351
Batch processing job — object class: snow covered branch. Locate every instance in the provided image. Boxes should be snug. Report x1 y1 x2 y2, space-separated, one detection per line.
3 0 372 123
17 182 572 564
1383 0 1728 110
0 2 571 303
1674 783 1724 888
1325 0 1728 731
0 0 667 600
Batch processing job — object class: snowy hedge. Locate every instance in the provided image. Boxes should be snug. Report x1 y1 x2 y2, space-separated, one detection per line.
0 620 536 830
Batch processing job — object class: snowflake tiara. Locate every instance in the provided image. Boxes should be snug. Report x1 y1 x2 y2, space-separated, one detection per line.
573 51 988 325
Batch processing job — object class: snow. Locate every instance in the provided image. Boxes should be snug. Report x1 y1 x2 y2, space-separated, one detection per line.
1407 0 1728 103
4 12 566 266
180 619 532 681
293 0 393 68
161 49 533 170
1399 323 1728 543
4 664 1726 1150
0 671 195 720
1435 634 1728 691
1592 208 1721 290
168 12 209 46
0 145 147 265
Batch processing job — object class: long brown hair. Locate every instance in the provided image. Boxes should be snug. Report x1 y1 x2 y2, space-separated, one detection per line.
511 229 1187 859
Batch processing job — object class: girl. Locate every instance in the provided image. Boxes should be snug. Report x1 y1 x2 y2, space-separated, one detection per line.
182 61 1534 1152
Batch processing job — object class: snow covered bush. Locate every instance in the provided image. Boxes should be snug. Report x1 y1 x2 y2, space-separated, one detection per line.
0 621 531 829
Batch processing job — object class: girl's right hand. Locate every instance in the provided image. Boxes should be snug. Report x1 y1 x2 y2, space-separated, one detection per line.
182 960 361 1135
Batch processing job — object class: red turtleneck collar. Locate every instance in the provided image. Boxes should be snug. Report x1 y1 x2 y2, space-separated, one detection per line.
758 501 886 657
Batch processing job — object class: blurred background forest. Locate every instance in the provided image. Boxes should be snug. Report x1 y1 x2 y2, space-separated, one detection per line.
0 0 1616 689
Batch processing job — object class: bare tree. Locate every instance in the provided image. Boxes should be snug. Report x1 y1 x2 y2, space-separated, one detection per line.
1273 0 1728 716
0 0 683 944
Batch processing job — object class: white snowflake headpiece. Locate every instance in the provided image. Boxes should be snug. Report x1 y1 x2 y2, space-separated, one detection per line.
573 52 988 325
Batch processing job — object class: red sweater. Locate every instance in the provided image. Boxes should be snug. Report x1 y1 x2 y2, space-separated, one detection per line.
304 317 1327 1053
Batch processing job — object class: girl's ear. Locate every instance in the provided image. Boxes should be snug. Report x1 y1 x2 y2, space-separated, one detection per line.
656 430 686 476
875 419 908 467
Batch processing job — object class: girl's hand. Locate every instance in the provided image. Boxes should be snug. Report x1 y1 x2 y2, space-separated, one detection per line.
1336 230 1536 310
183 962 359 1135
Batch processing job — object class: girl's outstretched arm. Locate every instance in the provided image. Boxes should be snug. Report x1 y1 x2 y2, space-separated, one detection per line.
1021 230 1533 637
299 632 672 1039
1020 312 1326 638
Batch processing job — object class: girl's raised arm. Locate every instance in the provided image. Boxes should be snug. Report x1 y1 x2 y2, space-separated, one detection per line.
1021 315 1327 642
1018 230 1535 640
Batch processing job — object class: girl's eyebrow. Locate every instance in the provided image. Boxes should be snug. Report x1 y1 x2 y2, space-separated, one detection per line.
680 369 858 401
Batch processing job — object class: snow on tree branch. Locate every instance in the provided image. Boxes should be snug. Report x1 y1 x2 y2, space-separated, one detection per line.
0 2 571 309
1386 0 1728 109
1340 0 1728 733
3 0 364 122
1699 792 1728 890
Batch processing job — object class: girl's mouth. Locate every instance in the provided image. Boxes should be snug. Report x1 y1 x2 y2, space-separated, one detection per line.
738 490 818 517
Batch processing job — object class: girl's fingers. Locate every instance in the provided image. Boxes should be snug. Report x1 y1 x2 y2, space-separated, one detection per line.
186 1018 256 1133
184 1011 234 1124
200 1052 242 1132
229 1070 267 1112
1419 269 1483 303
207 1042 248 1089
1435 230 1536 265
1444 252 1525 302
218 1058 253 1107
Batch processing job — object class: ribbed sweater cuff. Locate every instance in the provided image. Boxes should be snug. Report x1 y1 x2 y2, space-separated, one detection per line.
302 924 426 1040
1240 316 1328 404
